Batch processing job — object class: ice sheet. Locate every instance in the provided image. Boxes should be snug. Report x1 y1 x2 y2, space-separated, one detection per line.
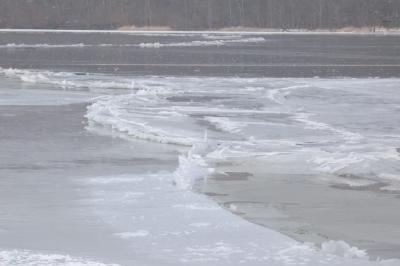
2 68 400 265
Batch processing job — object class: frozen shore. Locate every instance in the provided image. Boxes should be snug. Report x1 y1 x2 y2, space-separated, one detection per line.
1 31 400 265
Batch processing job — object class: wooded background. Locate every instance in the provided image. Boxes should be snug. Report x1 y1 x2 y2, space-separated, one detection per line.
0 0 399 30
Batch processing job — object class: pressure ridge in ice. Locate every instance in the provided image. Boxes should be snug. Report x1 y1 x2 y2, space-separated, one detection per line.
0 35 265 49
3 68 400 189
173 146 214 190
83 75 400 190
139 37 265 48
3 68 400 190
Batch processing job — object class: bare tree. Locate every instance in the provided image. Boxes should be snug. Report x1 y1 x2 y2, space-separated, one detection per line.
0 0 399 30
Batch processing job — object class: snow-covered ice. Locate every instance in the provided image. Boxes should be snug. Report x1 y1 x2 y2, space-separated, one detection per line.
1 68 400 265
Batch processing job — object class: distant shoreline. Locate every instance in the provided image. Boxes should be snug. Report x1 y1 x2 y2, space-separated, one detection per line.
1 27 400 35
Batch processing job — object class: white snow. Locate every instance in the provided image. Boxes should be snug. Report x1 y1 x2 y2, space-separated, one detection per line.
139 37 265 48
114 230 150 239
0 67 138 91
0 43 86 48
204 116 243 134
0 250 119 266
321 240 368 260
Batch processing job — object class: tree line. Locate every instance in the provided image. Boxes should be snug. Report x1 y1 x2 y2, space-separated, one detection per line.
0 0 399 30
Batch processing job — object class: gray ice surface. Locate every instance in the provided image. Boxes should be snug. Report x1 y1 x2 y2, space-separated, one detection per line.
1 31 400 265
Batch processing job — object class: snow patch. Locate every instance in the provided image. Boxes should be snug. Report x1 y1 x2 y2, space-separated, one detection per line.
0 250 119 266
189 222 212 227
172 203 219 211
0 67 139 91
84 176 144 185
114 230 150 239
321 240 368 260
0 43 86 48
139 37 265 48
204 116 243 134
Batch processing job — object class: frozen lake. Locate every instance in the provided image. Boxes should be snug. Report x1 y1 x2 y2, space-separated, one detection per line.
0 30 400 77
0 31 399 266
